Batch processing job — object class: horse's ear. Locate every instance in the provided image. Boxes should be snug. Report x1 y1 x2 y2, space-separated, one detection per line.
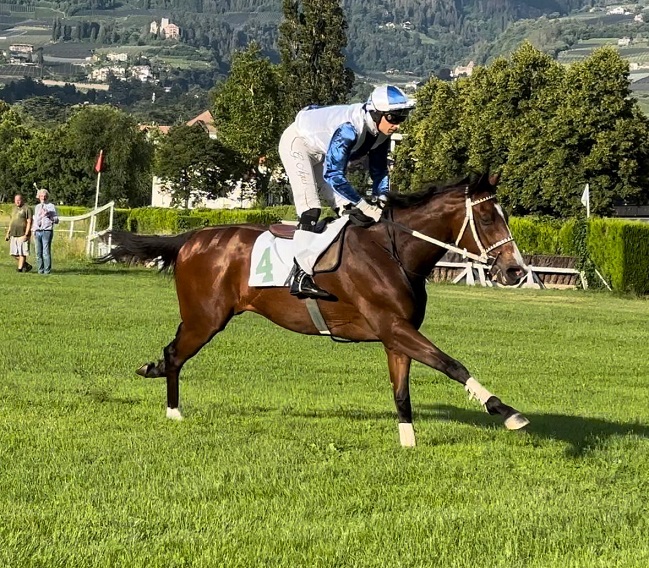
488 172 500 187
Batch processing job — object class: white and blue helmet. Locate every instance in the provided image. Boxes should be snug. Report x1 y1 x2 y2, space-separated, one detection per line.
366 85 416 114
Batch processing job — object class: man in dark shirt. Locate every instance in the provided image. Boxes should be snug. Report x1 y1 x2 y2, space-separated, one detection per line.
4 194 32 273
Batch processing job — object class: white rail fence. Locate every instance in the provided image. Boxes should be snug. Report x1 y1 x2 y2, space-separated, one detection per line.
432 252 585 290
57 201 114 257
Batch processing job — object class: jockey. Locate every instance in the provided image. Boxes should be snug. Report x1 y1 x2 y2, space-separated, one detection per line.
279 84 416 299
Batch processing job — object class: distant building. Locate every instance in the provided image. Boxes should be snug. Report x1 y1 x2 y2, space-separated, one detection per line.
9 44 33 54
131 65 153 82
618 37 631 47
89 66 126 82
106 52 128 62
451 60 475 78
635 14 644 22
150 17 180 40
187 110 218 138
163 23 180 39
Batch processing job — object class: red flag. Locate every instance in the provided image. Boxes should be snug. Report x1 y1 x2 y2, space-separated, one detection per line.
94 149 104 173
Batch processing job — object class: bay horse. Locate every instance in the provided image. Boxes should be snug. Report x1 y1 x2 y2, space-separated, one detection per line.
101 173 530 446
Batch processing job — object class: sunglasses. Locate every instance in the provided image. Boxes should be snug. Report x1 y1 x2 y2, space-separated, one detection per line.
384 113 409 125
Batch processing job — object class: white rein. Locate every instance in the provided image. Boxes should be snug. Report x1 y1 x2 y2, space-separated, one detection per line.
388 189 514 264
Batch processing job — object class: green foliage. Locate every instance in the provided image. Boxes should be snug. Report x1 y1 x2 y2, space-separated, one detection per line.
0 104 154 208
125 208 182 234
212 42 283 205
395 44 649 217
279 0 354 113
587 219 649 294
508 217 564 255
126 207 287 234
154 123 245 208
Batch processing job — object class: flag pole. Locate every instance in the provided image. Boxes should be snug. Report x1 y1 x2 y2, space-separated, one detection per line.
581 182 590 218
94 171 101 211
93 149 104 211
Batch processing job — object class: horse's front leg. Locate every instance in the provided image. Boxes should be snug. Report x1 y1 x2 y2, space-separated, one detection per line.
385 348 416 447
384 319 529 430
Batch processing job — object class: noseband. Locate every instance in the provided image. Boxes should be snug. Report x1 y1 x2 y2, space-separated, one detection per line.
385 187 514 265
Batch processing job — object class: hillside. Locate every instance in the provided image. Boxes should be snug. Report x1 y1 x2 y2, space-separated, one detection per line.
0 0 597 77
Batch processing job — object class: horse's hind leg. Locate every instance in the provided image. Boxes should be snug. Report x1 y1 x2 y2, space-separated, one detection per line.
161 313 232 420
136 308 232 419
385 348 416 447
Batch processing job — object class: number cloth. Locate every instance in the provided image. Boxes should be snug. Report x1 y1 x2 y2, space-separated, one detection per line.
249 216 349 287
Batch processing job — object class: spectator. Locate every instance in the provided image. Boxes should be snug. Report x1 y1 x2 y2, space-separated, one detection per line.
33 188 59 274
4 193 32 273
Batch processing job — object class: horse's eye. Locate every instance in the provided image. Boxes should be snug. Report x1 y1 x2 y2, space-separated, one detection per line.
479 212 494 225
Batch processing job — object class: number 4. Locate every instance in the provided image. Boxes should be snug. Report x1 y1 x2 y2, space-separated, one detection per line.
256 246 274 283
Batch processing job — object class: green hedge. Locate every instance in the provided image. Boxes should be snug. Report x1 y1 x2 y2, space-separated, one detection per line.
587 219 649 294
126 207 290 234
509 216 649 294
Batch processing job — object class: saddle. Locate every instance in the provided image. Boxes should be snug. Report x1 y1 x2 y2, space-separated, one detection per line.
269 217 346 273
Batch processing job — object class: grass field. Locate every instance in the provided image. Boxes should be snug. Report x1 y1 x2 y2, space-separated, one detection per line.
1 254 649 567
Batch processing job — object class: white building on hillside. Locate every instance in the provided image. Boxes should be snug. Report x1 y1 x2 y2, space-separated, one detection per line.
150 17 180 39
452 60 475 78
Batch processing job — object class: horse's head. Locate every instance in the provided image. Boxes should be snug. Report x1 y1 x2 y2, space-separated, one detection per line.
453 173 526 286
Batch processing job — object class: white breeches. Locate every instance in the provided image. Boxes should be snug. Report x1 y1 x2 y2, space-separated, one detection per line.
279 123 346 216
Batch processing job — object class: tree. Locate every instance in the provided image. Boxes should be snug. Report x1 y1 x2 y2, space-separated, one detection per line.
393 43 649 217
0 108 35 203
154 124 245 208
212 42 283 206
57 106 154 206
279 0 354 115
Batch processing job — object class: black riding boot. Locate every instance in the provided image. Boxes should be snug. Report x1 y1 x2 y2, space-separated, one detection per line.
289 262 331 299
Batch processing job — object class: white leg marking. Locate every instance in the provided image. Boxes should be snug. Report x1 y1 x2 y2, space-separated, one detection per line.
399 423 416 447
465 377 494 407
166 407 183 421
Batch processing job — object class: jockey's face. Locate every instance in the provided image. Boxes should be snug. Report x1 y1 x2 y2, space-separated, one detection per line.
378 112 409 136
378 115 400 135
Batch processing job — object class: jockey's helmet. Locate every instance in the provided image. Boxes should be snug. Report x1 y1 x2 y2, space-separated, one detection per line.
366 85 416 119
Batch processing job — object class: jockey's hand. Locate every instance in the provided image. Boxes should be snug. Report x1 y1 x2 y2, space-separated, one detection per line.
356 199 382 222
372 194 389 209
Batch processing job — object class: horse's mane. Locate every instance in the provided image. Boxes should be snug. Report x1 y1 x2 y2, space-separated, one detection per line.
384 175 479 209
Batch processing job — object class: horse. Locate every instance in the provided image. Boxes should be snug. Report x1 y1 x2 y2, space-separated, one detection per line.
100 172 529 447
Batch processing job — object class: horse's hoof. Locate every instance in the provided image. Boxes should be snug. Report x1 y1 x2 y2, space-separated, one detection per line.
166 407 183 421
504 413 530 430
135 363 156 377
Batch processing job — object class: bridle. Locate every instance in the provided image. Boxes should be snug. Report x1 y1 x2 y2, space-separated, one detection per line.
384 187 514 265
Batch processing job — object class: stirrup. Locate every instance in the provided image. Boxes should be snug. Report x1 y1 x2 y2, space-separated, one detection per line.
290 270 330 299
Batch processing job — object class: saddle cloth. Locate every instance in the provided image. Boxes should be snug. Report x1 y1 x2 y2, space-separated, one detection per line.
249 216 349 287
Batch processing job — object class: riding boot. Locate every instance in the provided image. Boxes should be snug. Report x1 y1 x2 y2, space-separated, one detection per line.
289 262 331 299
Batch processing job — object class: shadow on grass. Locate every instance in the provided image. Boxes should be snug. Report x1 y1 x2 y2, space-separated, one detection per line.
420 403 649 457
287 404 649 456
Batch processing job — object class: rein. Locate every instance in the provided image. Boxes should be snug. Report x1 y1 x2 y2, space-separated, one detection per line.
384 189 514 265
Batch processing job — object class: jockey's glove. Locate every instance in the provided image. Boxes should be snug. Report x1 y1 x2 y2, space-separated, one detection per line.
357 199 382 222
372 194 389 209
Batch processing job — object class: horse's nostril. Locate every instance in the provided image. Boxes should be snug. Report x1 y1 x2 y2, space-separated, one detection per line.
506 266 524 283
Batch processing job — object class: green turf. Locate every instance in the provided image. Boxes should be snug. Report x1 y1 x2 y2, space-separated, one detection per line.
1 255 648 567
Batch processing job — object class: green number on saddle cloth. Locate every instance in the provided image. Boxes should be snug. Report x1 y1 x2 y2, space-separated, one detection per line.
256 246 274 283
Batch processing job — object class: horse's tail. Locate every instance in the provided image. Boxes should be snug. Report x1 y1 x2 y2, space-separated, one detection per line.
97 230 197 271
